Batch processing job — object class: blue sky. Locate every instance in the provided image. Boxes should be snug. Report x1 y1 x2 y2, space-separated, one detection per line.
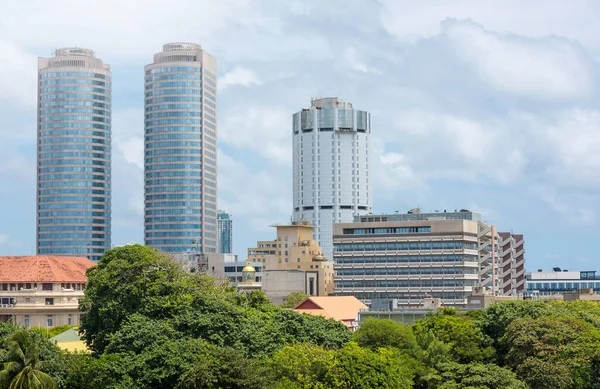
0 0 599 272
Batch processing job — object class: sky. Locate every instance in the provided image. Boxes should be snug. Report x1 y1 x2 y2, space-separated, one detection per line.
0 0 599 272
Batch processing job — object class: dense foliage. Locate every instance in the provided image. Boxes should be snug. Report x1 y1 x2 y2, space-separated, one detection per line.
1 244 600 388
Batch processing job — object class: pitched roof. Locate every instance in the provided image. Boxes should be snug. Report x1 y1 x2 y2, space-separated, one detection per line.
294 296 368 322
0 256 95 282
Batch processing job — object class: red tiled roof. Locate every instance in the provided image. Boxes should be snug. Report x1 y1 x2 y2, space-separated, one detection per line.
295 296 368 322
0 256 95 282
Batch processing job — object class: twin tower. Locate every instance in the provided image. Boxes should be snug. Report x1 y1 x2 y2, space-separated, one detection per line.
36 43 371 261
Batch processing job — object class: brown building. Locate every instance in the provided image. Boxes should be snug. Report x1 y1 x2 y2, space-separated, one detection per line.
247 221 334 296
0 256 95 327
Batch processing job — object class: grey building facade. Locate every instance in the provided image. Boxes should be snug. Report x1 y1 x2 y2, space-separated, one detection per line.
144 42 218 254
37 48 112 261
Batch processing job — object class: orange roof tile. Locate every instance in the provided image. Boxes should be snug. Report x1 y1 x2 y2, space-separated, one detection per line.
0 256 95 283
294 296 368 322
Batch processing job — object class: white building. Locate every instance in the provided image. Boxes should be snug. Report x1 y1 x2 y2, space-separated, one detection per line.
292 97 372 261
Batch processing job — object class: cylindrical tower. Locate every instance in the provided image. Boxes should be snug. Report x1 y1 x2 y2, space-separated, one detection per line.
144 42 218 253
292 97 372 261
36 47 112 261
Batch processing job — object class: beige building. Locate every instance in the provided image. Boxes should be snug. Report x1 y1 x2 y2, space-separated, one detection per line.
247 221 334 296
0 256 95 328
294 296 368 331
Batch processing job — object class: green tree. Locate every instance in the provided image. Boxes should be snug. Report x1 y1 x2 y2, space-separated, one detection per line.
0 330 56 389
354 318 420 357
425 362 526 389
280 292 308 308
413 311 494 363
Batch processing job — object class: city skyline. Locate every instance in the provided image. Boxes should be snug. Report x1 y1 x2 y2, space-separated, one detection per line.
0 1 599 271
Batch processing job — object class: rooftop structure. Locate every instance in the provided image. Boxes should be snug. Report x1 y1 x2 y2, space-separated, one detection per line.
294 296 367 330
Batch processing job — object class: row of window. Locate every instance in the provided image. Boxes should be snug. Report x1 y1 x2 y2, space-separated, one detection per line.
336 280 478 288
146 67 201 75
39 167 109 174
145 156 202 164
145 89 201 97
527 282 600 290
39 196 107 203
146 73 202 82
38 203 109 210
146 141 202 149
39 211 109 217
145 111 201 120
145 231 203 237
145 186 201 193
38 233 109 240
39 247 106 253
40 107 109 115
41 86 108 94
39 131 109 140
39 173 107 181
145 81 201 89
40 71 110 80
145 148 202 156
145 163 202 172
334 241 478 252
145 103 202 112
145 216 202 223
38 225 110 232
343 227 432 235
145 208 202 216
145 223 202 230
40 115 110 123
39 151 109 159
334 255 479 264
146 126 202 135
38 218 109 225
146 201 203 209
145 171 201 179
40 122 110 130
146 118 201 126
336 267 478 276
40 93 108 101
145 193 201 200
40 100 109 108
145 238 202 246
39 145 109 152
40 78 108 87
146 96 201 105
145 178 201 186
39 189 109 196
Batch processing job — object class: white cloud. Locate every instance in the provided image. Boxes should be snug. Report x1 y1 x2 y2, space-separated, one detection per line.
219 66 262 89
343 47 381 74
0 41 37 109
0 234 8 246
219 106 291 165
442 20 595 101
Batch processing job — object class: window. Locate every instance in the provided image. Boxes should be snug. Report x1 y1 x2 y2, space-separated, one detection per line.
47 316 53 327
68 315 72 326
24 316 30 327
45 298 54 306
42 283 53 291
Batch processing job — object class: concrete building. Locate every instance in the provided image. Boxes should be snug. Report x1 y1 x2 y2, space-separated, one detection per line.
144 42 218 254
333 218 480 307
292 97 372 262
247 221 334 296
217 210 233 254
496 232 526 295
173 252 228 276
37 48 112 261
526 269 600 296
0 256 95 327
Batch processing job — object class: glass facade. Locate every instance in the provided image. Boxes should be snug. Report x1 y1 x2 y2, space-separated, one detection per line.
36 48 111 261
144 43 217 253
217 211 233 254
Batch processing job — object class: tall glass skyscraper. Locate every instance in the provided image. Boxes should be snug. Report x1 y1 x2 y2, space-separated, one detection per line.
217 210 233 254
37 48 112 261
144 43 218 253
292 98 372 262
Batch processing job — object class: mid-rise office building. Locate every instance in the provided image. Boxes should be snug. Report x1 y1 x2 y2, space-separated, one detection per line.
0 256 95 327
292 97 372 262
333 218 480 307
217 210 233 254
334 209 527 307
144 42 218 253
37 48 112 261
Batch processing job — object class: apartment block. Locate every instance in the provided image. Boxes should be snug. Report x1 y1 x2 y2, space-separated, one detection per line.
0 256 95 327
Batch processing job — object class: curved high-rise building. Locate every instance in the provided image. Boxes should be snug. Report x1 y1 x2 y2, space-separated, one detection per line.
37 48 112 261
144 43 218 253
292 97 372 261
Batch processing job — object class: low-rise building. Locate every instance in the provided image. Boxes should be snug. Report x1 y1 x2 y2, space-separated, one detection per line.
526 269 600 296
0 256 95 327
294 296 367 331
